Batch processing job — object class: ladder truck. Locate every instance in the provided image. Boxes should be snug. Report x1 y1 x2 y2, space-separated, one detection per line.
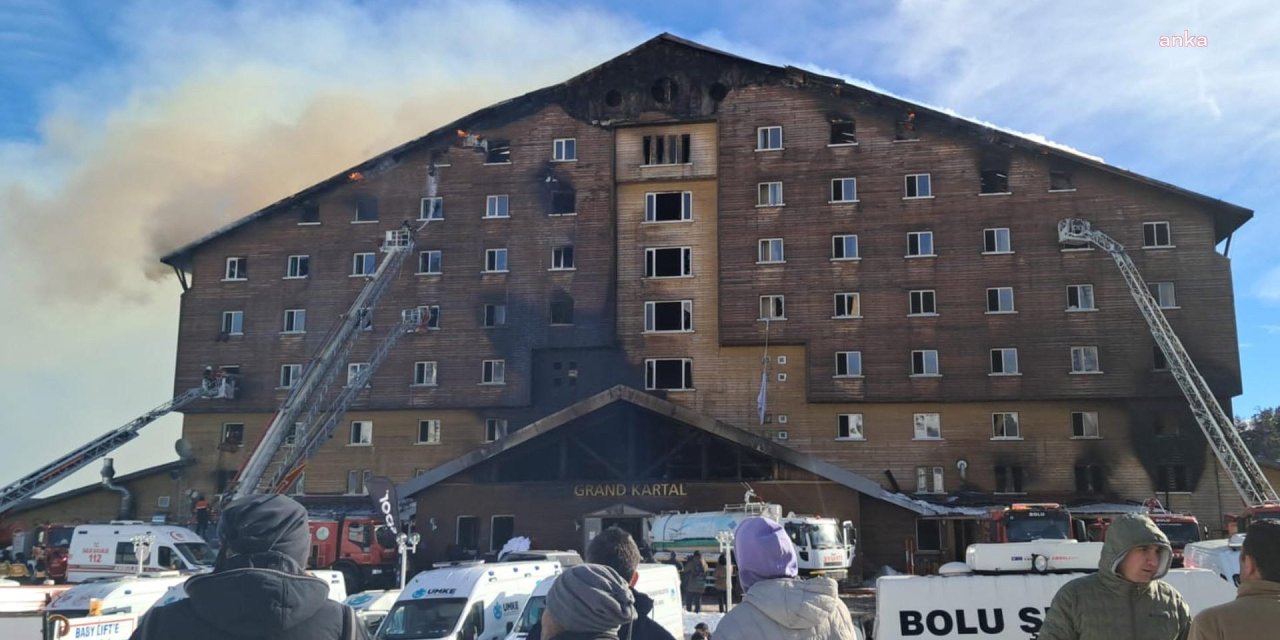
0 377 236 516
1057 218 1279 511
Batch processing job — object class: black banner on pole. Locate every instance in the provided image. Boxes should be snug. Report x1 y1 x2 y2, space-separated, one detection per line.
365 475 401 537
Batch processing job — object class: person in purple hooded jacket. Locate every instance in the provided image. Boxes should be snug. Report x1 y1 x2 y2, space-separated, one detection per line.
712 516 861 640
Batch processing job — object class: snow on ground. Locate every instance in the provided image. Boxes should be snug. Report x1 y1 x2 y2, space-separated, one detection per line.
683 610 725 636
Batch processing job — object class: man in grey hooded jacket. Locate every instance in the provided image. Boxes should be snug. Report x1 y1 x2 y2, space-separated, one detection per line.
712 516 860 640
1038 513 1191 640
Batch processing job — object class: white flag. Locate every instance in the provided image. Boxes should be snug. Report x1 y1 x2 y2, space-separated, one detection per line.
757 369 768 425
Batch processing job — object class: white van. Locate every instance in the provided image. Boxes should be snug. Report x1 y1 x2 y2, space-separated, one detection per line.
346 588 403 635
66 522 216 583
506 563 682 640
377 561 560 640
47 573 190 618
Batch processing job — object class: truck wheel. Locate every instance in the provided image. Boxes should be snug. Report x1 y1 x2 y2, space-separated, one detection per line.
338 564 363 594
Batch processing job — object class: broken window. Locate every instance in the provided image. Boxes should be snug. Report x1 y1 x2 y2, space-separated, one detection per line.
485 140 511 164
983 228 1012 253
417 305 440 329
835 351 862 377
355 195 378 222
1072 411 1100 438
550 298 574 325
995 466 1025 493
644 300 693 332
909 290 936 315
551 189 576 215
759 295 786 320
1156 465 1189 492
300 203 320 224
1153 413 1180 437
916 519 942 549
645 358 693 390
221 423 244 447
979 153 1011 194
1050 168 1074 191
837 414 864 440
1075 465 1106 494
833 293 860 318
831 178 857 202
645 247 692 278
1153 344 1169 371
641 134 691 165
895 111 919 141
645 191 692 221
830 118 856 145
551 246 575 270
347 362 370 387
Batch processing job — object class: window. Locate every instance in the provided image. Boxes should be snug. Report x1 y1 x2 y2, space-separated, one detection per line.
484 248 508 273
551 189 576 215
907 231 934 257
485 418 507 442
300 203 320 224
833 293 861 318
550 298 574 325
1156 465 1189 492
417 420 441 444
645 300 693 332
645 247 692 278
221 311 244 335
346 470 365 495
279 364 301 388
114 541 139 565
837 414 864 440
1075 465 1106 494
916 520 942 552
553 138 577 161
645 358 693 390
983 228 1012 254
416 250 442 274
916 466 945 494
835 351 862 377
979 155 1010 194
645 191 693 222
1153 344 1169 371
995 466 1025 493
1143 222 1172 248
482 303 507 328
284 422 302 447
832 234 859 260
830 119 856 145
913 413 942 440
349 421 372 446
904 173 932 198
830 178 858 203
1050 169 1074 191
286 255 310 278
909 290 937 315
758 238 785 263
986 287 1015 313
642 133 690 165
1153 413 1180 437
354 196 378 222
1072 411 1100 438
1150 282 1177 308
351 252 375 276
1071 346 1101 373
757 182 784 207
485 195 510 219
911 350 940 376
992 412 1021 439
357 307 373 331
347 362 370 387
759 295 786 320
551 246 575 270
224 257 247 280
420 196 443 220
413 361 438 386
1067 284 1096 311
756 126 783 150
282 309 306 333
896 111 919 141
482 139 511 164
221 423 244 447
990 348 1020 375
491 516 516 553
456 515 479 549
481 360 506 385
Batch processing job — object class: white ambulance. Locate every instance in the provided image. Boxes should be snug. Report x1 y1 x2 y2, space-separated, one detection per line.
46 573 191 618
66 522 216 583
505 563 682 640
346 588 403 635
376 561 560 640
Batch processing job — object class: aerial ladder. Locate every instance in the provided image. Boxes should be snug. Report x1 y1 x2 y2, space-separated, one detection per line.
227 226 423 500
1057 218 1279 508
0 376 236 515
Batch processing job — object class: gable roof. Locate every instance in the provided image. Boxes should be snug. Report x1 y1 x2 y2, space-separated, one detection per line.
5 460 188 516
397 384 955 517
161 33 1250 268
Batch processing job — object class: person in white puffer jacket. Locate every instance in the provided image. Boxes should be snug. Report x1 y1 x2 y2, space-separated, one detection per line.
712 516 861 640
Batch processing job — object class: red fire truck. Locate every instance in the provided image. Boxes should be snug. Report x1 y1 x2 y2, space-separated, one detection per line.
986 504 1075 543
307 513 397 592
1148 512 1204 567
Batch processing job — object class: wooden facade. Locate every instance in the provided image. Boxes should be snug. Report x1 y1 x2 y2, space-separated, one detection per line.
156 35 1252 570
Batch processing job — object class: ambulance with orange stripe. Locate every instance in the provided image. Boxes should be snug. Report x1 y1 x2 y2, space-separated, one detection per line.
65 521 215 583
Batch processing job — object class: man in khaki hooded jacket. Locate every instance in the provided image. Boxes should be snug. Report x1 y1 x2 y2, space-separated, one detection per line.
1038 513 1191 640
1189 519 1280 639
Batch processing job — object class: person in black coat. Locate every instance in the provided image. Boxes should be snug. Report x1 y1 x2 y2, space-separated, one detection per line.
130 494 368 640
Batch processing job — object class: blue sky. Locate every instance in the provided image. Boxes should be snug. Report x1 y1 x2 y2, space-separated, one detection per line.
1 0 1276 492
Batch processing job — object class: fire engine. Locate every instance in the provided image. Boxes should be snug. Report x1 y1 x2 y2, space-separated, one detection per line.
308 513 398 593
1148 512 1204 567
985 504 1075 543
